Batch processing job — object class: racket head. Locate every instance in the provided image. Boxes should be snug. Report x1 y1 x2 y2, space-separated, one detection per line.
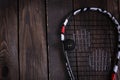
61 8 120 80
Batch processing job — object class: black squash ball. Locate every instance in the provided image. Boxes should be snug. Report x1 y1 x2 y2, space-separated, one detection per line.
64 39 75 51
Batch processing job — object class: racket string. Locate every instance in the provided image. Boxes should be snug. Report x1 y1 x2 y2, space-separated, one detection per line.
65 11 117 80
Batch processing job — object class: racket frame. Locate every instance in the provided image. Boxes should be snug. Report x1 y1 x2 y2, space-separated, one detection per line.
61 7 120 80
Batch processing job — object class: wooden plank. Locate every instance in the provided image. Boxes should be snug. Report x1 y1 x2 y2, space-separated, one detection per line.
118 0 120 18
47 0 73 80
19 0 48 80
107 0 119 19
74 0 107 9
0 0 19 80
117 0 120 26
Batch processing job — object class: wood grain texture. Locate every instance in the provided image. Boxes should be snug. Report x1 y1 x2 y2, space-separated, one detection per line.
19 0 48 80
107 0 119 19
0 0 19 80
47 0 73 80
74 0 107 9
118 0 120 22
0 0 119 80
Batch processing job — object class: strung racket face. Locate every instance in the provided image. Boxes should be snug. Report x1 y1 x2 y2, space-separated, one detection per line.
62 9 119 80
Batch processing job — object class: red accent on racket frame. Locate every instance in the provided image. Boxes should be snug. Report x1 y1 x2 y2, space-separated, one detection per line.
112 73 116 80
61 26 65 34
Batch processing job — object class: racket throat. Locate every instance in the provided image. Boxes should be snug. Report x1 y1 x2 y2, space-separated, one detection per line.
64 51 75 80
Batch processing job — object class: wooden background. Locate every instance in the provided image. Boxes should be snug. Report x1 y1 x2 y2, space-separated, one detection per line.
0 0 119 80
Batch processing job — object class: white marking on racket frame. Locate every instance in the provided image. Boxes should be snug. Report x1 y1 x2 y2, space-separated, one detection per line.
118 26 120 34
98 8 102 12
74 9 81 15
90 7 98 11
117 51 120 59
83 8 87 11
114 19 119 25
118 44 120 48
118 34 120 41
66 63 68 66
118 25 120 28
112 16 115 21
113 65 118 73
107 12 112 17
61 34 65 41
103 10 107 13
64 19 68 26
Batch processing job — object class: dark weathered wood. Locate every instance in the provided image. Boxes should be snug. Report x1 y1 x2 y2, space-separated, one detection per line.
47 0 73 80
0 0 19 80
19 0 48 80
74 0 107 9
0 0 119 80
107 0 119 18
118 0 120 20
